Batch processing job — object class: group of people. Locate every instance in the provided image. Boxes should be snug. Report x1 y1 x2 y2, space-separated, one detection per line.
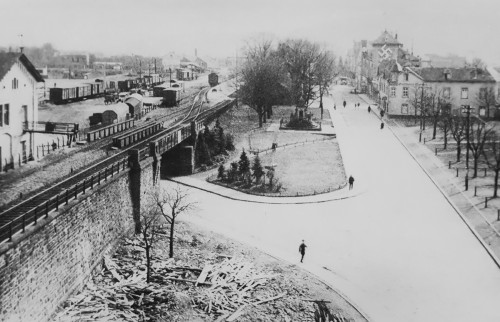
336 99 385 130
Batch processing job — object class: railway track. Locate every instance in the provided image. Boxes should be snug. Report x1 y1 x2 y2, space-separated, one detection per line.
0 87 224 244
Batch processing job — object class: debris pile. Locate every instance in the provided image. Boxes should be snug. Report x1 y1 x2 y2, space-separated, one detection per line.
193 257 285 320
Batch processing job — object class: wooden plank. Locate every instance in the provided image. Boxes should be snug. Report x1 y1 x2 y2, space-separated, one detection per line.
196 264 211 286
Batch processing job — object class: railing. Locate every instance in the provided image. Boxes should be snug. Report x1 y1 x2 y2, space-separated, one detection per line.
24 121 79 134
87 119 135 142
0 158 128 243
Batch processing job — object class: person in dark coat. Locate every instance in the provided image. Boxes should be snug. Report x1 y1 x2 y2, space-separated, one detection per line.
348 175 355 190
299 240 307 263
334 104 336 110
343 100 346 108
368 105 371 113
380 122 385 129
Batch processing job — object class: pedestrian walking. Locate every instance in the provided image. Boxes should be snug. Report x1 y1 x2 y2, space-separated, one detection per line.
380 122 385 129
380 109 385 118
368 105 371 113
299 240 307 263
343 100 346 108
348 175 355 190
334 104 336 110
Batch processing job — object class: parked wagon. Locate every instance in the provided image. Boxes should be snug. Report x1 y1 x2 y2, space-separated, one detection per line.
162 88 182 107
124 93 143 118
49 86 78 104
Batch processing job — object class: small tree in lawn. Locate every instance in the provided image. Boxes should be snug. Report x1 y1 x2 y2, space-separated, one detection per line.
438 111 452 149
139 195 164 283
217 164 225 181
484 133 500 197
252 155 264 184
238 150 251 182
154 185 195 258
468 118 493 177
449 115 467 162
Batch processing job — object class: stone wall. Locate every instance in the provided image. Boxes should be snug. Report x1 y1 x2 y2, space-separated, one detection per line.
0 155 157 322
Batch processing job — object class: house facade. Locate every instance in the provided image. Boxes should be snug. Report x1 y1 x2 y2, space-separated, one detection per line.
0 52 44 171
380 65 497 117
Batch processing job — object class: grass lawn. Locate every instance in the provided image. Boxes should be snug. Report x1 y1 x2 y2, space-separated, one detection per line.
258 140 346 196
209 104 345 196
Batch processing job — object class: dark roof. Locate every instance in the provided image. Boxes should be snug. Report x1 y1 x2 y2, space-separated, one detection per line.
372 31 402 46
0 52 44 83
414 67 496 83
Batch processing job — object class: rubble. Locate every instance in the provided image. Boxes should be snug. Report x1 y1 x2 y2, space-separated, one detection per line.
52 223 363 322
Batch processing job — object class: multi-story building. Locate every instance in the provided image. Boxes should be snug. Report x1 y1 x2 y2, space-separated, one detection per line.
0 52 44 171
378 65 496 117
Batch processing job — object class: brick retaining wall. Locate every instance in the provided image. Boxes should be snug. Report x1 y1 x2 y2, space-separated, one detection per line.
0 156 156 322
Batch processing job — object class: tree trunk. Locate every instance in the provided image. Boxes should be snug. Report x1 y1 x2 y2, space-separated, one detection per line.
495 169 499 198
444 125 448 149
433 117 437 139
473 156 478 178
263 109 267 123
258 107 263 127
457 142 461 162
169 220 175 258
319 94 324 119
145 244 151 283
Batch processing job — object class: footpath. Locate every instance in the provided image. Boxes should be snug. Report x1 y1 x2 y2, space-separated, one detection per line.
357 93 500 268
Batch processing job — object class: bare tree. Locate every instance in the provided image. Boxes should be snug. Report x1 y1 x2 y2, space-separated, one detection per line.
476 87 497 118
483 133 500 197
468 118 494 177
154 185 195 258
240 40 284 127
139 200 164 283
438 112 452 149
277 39 322 108
316 50 337 118
449 116 467 162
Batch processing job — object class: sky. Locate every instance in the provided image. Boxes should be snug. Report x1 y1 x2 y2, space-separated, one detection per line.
1 0 499 66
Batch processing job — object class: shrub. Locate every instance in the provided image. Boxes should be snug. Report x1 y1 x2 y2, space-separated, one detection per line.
217 164 225 180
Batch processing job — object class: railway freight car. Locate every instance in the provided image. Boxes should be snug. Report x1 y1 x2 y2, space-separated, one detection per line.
124 93 143 118
208 72 219 87
162 88 182 107
49 86 78 104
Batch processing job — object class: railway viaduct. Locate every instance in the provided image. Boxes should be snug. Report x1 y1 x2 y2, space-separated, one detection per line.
0 99 235 322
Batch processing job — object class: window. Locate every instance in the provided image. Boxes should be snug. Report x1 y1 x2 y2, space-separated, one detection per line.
479 88 487 100
3 104 9 126
401 104 409 114
403 87 409 98
443 87 451 99
390 87 396 97
12 78 18 89
461 88 469 99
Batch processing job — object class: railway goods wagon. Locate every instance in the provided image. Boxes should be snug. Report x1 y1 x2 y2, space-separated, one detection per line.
112 121 163 149
208 72 219 87
77 84 92 98
153 84 169 97
124 93 143 118
162 88 182 107
118 79 134 92
50 87 77 104
88 82 103 97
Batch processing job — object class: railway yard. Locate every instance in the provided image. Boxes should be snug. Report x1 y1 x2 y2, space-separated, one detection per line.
0 72 234 243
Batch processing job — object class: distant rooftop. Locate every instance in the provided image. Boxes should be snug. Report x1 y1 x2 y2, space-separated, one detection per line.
372 30 402 46
414 67 495 83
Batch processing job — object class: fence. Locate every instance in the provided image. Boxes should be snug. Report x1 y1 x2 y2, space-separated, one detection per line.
0 158 128 243
36 136 68 159
249 136 334 155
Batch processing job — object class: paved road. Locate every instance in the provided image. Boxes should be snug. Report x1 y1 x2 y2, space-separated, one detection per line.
166 85 500 322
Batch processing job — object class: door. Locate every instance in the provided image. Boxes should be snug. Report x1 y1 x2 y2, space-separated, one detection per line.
21 141 26 163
